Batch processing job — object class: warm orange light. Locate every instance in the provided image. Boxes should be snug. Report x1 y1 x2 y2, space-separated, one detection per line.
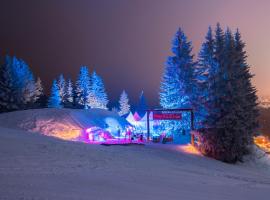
31 120 82 141
177 144 201 156
254 136 270 153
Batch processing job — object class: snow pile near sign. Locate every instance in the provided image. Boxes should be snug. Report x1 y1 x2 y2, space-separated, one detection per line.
0 108 129 141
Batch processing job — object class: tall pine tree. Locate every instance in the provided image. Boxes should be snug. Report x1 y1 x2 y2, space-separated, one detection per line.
8 56 37 107
233 29 259 151
0 60 18 112
199 24 259 163
159 28 196 132
48 80 62 108
160 28 196 109
57 74 66 104
3 55 38 108
88 71 108 109
34 77 44 102
118 90 130 116
194 26 217 128
65 79 74 107
75 66 91 109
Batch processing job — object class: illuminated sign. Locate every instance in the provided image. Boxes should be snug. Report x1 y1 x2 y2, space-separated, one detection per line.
153 111 182 120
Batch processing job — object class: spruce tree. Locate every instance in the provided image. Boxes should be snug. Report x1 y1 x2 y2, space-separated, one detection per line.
64 79 74 107
0 61 18 112
75 66 91 109
118 90 130 116
48 80 62 108
233 29 259 150
160 28 196 109
199 24 233 161
33 77 46 108
195 26 216 128
9 56 37 106
199 25 259 163
159 28 196 132
57 74 66 104
1 56 36 109
204 23 226 128
34 77 44 102
88 71 108 109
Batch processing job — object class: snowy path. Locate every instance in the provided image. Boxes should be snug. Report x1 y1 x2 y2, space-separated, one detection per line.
1 126 270 200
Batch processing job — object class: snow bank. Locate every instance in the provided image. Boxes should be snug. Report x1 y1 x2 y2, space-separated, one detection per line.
243 145 270 172
0 108 129 141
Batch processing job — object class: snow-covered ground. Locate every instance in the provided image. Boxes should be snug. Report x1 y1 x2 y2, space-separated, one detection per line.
0 108 129 141
0 109 270 200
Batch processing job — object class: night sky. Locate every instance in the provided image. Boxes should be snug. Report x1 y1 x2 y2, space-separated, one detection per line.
0 0 269 107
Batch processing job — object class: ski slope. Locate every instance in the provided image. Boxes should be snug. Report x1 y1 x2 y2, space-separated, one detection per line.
0 109 270 200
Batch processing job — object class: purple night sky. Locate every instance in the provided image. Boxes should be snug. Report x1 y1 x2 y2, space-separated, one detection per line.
0 0 269 107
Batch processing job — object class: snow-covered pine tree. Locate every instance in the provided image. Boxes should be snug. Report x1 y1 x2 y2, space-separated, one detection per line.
75 66 91 109
8 56 37 107
0 60 19 112
34 77 44 102
88 71 108 109
233 29 259 151
57 74 66 104
160 28 196 109
118 90 130 116
198 24 229 161
159 28 196 132
194 26 217 128
199 24 258 163
203 23 225 129
215 28 243 162
137 91 147 118
65 79 74 107
48 80 62 108
32 77 46 108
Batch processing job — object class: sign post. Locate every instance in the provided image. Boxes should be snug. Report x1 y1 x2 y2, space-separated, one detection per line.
146 108 194 141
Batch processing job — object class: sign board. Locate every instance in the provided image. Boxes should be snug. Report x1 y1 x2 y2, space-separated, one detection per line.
153 111 182 120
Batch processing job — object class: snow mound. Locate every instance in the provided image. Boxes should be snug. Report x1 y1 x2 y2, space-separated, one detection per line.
0 108 129 141
243 145 270 172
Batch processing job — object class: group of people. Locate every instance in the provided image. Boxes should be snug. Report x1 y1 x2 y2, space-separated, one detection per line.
116 126 144 143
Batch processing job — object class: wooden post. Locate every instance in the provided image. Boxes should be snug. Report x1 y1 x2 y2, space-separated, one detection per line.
147 111 150 141
191 132 195 146
191 110 194 130
190 110 195 146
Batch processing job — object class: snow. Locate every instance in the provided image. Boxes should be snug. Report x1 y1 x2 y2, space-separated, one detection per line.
0 109 270 200
0 108 129 141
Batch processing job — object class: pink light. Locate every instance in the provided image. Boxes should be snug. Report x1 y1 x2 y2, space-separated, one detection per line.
89 133 94 141
86 128 92 133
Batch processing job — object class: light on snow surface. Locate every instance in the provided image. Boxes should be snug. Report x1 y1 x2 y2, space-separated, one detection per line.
254 136 270 153
176 144 201 156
